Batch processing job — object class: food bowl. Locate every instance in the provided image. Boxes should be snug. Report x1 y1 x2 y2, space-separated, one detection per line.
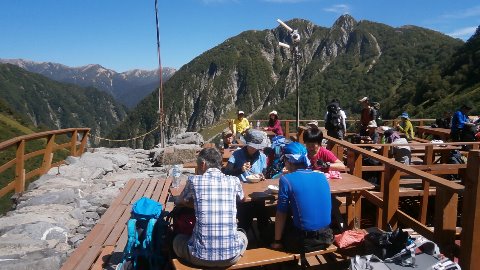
267 184 279 194
245 174 262 183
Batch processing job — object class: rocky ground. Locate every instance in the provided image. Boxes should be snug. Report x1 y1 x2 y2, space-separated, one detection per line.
0 133 203 270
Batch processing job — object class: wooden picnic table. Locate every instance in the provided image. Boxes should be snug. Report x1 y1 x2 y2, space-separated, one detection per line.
416 126 451 141
170 173 374 229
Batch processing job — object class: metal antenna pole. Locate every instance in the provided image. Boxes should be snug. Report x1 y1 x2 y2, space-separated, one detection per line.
154 0 165 148
294 47 300 129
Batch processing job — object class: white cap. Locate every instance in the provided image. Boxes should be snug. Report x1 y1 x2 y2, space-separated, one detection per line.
307 121 318 128
269 110 278 115
367 120 377 128
238 110 245 115
359 97 369 102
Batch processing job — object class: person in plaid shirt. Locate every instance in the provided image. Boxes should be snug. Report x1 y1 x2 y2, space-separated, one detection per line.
173 148 248 267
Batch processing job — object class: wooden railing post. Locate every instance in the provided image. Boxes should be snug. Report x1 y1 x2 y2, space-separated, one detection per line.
382 165 400 230
78 130 89 155
347 151 363 177
70 130 78 156
42 134 56 174
460 150 480 270
15 140 26 193
285 121 290 135
433 187 458 259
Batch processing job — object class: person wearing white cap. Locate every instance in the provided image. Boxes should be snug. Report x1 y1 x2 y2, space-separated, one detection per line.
264 110 284 136
232 110 250 138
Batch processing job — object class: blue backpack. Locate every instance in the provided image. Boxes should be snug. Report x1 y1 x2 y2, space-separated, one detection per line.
117 197 165 270
265 136 288 179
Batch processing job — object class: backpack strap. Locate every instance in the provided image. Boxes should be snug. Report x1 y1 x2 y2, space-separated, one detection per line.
126 218 139 256
144 218 157 249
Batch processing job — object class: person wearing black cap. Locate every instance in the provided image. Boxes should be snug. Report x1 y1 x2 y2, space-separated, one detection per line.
451 103 474 142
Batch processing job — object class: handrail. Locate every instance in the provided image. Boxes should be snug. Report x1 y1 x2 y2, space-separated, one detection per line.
0 128 90 199
324 133 480 269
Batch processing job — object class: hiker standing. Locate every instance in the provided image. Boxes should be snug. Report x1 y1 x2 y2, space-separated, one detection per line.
358 97 376 136
324 99 347 149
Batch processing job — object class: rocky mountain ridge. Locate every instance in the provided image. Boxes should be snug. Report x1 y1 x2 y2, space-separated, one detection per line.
110 15 464 148
0 58 176 108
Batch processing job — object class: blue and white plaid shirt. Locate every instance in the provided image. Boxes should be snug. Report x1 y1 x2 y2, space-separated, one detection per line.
179 168 246 261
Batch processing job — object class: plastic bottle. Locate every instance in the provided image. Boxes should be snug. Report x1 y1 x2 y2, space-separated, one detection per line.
219 138 224 150
172 164 181 188
256 120 260 129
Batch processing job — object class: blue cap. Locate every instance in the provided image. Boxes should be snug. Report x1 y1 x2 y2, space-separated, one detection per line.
283 142 311 167
400 112 409 119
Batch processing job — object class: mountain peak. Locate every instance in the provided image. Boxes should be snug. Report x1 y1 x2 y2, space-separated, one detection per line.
333 14 356 30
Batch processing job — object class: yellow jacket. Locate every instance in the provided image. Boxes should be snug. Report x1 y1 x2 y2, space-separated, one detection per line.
397 120 415 140
233 118 250 135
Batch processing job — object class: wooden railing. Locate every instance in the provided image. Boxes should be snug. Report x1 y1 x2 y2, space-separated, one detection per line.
325 134 479 269
0 128 90 199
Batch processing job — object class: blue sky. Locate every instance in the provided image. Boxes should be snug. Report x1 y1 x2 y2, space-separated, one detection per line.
1 0 479 72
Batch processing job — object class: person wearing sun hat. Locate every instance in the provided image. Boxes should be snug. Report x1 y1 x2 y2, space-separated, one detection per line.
224 129 267 182
358 96 376 136
264 110 284 136
271 142 333 254
396 112 415 141
232 110 250 138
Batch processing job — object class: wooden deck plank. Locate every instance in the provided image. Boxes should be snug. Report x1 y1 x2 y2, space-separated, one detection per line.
144 178 159 199
104 205 131 246
159 178 172 204
92 204 128 246
121 179 143 205
90 245 115 270
131 178 151 203
74 245 102 270
151 178 167 202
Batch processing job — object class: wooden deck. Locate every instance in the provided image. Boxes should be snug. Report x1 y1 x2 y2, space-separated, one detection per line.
60 177 173 270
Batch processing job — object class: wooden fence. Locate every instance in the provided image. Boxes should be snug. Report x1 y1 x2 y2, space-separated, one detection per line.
325 134 479 270
0 128 90 199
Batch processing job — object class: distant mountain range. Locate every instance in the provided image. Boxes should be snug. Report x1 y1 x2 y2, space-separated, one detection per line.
0 59 176 108
109 15 479 148
0 63 128 137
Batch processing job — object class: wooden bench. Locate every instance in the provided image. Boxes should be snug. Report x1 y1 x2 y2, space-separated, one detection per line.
60 177 173 270
171 244 338 270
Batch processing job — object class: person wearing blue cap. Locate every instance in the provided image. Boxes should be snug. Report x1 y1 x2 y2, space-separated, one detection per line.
271 142 333 256
396 112 415 141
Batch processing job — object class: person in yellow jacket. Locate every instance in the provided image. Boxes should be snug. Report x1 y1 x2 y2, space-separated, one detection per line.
396 112 415 140
232 110 250 138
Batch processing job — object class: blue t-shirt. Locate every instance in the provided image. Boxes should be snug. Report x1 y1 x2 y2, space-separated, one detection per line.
451 110 469 131
226 147 267 182
277 170 331 231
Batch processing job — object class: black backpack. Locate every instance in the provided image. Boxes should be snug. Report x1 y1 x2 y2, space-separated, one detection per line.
325 103 343 130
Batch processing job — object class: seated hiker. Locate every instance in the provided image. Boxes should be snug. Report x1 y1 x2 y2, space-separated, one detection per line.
271 142 334 253
359 121 379 144
232 110 250 139
224 129 268 182
451 103 474 142
224 129 271 241
173 148 248 268
384 129 411 165
221 127 237 149
396 112 415 141
303 127 346 173
263 110 284 136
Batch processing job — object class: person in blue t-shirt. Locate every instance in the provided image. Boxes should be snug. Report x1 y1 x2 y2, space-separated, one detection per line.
451 104 474 142
271 142 333 253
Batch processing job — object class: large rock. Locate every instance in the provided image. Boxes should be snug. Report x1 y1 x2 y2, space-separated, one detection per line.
18 189 76 209
154 144 201 166
174 132 204 145
0 249 64 270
